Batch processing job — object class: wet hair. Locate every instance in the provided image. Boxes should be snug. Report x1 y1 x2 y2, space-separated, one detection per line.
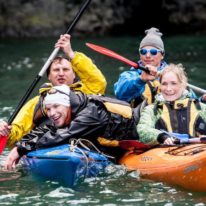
46 56 71 76
160 63 188 89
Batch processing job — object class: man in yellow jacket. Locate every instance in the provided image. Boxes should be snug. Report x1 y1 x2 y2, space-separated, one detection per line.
0 34 107 148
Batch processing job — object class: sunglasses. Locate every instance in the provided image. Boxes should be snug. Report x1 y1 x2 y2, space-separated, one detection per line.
139 48 162 56
47 88 70 97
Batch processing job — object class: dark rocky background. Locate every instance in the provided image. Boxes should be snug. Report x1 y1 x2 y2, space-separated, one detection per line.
0 0 206 38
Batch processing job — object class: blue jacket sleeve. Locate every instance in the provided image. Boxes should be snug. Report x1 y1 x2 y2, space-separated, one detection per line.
114 68 146 102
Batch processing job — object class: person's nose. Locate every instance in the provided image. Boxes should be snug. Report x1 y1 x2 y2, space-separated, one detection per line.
145 52 151 58
58 69 64 76
166 85 172 91
48 108 56 118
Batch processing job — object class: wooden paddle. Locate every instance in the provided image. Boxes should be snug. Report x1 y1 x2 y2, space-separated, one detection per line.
0 0 91 154
86 42 206 94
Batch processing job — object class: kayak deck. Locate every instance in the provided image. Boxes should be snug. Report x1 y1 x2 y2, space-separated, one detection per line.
22 144 110 186
119 144 206 192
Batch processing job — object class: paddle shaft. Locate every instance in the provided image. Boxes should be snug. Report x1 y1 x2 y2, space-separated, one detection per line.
86 43 206 95
119 137 206 151
0 0 91 153
175 137 206 144
187 83 206 94
86 43 149 73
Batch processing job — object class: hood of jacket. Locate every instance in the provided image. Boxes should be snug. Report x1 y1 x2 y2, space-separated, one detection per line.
70 90 88 118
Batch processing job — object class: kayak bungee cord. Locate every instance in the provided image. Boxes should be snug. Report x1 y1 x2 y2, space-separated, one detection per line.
70 139 89 178
69 138 115 160
69 138 113 179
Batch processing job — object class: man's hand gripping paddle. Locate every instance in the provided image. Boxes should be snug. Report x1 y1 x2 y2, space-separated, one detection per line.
86 42 206 94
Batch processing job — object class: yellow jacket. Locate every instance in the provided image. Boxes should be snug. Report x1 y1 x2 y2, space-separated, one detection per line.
7 52 107 147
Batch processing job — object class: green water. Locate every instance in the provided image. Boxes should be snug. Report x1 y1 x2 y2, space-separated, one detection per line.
1 35 206 205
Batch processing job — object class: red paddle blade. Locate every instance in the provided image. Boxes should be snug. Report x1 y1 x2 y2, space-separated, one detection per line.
86 43 138 68
0 136 7 154
119 140 150 151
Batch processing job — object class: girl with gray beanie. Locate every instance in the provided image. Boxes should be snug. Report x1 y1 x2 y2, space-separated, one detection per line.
114 27 167 107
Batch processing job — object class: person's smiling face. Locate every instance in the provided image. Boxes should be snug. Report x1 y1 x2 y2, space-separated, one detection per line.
160 71 184 101
140 46 164 67
45 103 72 128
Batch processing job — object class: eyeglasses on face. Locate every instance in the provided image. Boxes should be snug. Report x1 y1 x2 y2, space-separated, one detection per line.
139 48 162 56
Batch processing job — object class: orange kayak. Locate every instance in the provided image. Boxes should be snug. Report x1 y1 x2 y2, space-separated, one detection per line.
119 144 206 192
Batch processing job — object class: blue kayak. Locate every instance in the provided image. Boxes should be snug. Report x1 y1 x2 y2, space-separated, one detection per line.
22 144 111 186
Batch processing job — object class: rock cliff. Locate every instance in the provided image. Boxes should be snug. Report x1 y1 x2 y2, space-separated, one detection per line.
0 0 206 37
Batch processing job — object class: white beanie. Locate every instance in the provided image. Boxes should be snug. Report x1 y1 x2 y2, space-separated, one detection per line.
43 84 71 107
139 27 164 52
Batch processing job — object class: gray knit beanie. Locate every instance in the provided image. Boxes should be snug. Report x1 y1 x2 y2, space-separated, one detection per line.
139 27 164 52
